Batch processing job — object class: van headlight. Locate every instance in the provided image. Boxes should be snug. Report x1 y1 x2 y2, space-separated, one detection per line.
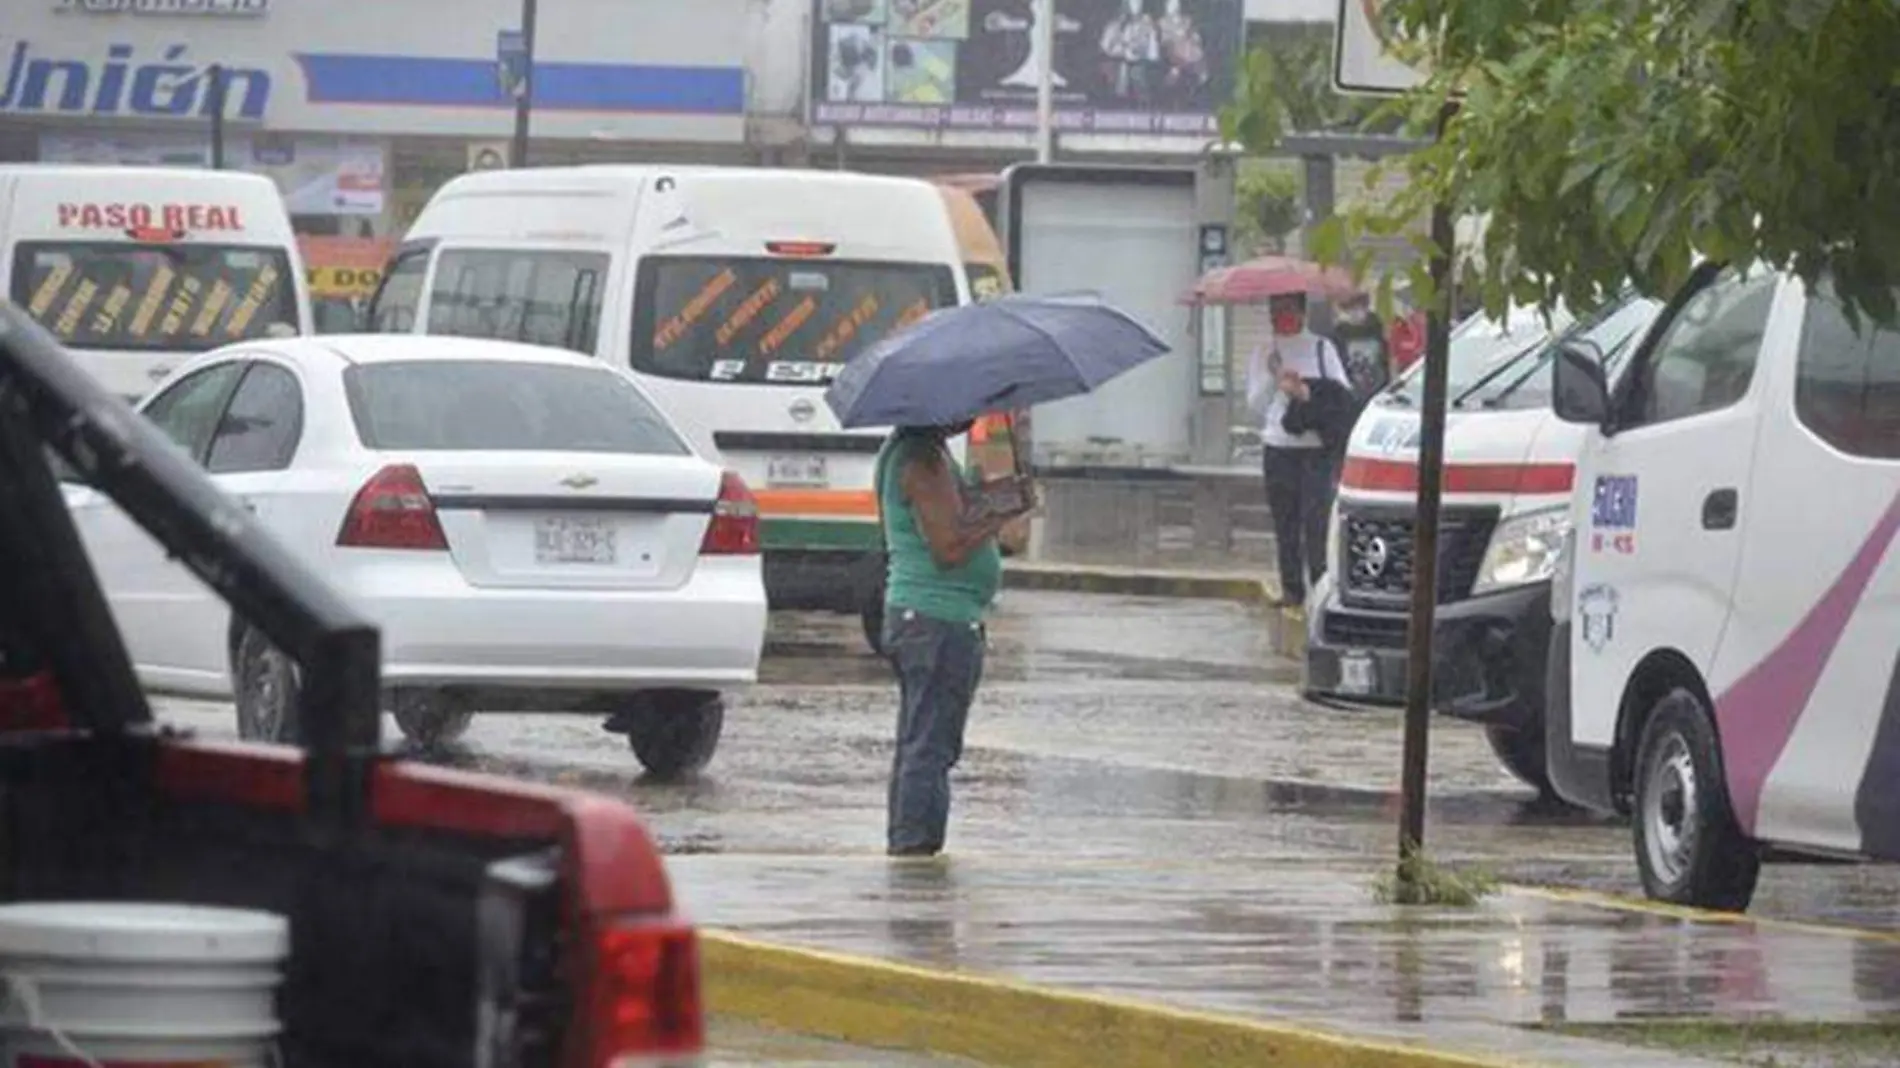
1472 506 1571 595
1549 524 1577 622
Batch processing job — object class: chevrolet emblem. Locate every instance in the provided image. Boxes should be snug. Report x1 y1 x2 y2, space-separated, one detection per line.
560 473 599 490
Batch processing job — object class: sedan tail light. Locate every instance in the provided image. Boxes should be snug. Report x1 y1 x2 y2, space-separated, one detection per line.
588 918 703 1067
699 471 759 556
336 464 449 551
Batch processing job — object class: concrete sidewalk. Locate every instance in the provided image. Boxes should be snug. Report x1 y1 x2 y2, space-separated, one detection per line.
1004 558 1305 657
683 852 1899 1068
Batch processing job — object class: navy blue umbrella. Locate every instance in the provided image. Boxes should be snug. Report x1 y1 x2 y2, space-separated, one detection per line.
823 292 1170 430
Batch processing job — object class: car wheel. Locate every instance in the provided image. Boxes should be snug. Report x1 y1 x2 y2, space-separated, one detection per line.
390 690 473 747
233 626 300 744
1632 689 1762 911
861 596 886 657
1484 723 1557 799
619 691 724 781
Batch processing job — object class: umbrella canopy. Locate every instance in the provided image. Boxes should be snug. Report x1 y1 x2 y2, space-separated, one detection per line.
823 292 1169 430
1184 255 1362 305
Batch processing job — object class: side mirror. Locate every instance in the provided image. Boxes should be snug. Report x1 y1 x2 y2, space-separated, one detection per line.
1551 340 1611 430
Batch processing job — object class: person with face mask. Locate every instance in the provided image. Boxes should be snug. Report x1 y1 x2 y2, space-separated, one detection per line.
1247 292 1354 608
875 420 1034 856
1330 292 1392 420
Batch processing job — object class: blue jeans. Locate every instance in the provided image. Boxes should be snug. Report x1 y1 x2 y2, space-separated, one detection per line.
883 608 987 855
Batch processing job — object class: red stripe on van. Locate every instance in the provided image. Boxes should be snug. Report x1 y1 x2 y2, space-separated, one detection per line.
1340 457 1575 495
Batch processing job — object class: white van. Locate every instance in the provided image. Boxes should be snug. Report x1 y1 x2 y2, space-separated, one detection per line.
1547 263 1900 910
0 166 310 400
1305 291 1664 795
376 166 968 647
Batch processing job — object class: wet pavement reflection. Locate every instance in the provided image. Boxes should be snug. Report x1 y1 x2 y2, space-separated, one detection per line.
713 1020 982 1066
676 854 1900 1065
154 590 1900 1063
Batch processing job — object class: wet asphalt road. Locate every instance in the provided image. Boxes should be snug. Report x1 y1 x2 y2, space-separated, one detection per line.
157 590 1900 932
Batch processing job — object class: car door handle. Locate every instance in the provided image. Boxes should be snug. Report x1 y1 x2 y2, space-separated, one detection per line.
1702 488 1738 531
237 497 258 515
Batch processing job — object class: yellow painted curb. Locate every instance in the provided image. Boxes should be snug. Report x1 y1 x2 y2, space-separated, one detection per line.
701 929 1539 1068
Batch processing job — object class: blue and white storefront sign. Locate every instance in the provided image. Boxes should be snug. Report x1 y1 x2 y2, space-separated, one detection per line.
3 0 748 142
0 40 271 120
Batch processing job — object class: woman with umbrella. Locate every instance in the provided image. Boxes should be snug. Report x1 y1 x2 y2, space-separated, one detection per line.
873 418 1027 855
828 292 1168 856
1248 290 1355 610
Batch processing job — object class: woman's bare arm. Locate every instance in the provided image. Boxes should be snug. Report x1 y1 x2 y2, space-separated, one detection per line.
901 447 1015 568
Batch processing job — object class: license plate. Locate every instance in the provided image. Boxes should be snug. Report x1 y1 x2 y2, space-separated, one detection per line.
534 516 617 565
767 454 829 488
1338 652 1375 695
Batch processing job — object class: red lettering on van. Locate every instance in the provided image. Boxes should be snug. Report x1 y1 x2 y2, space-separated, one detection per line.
56 203 245 236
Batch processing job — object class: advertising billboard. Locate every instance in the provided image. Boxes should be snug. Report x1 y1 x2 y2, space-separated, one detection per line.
810 0 1243 137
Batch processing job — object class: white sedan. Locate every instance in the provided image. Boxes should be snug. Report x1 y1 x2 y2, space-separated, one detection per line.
64 334 767 777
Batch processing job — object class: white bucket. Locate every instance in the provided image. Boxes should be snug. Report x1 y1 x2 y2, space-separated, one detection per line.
0 902 288 1068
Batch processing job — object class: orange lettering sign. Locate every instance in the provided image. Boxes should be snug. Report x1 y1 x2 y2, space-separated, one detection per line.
653 268 738 350
758 295 818 357
715 277 783 346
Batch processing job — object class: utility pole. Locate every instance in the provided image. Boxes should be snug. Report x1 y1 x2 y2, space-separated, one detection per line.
510 0 539 168
207 64 227 170
1034 0 1055 163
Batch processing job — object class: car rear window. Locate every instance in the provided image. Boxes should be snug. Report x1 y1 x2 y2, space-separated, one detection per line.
343 359 689 456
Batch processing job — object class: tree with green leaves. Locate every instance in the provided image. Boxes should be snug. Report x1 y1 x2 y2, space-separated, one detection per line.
1224 0 1900 324
1234 164 1303 256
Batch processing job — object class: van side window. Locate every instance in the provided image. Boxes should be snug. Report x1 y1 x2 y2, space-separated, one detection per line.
1625 268 1778 429
426 250 608 355
367 247 429 333
1794 290 1900 460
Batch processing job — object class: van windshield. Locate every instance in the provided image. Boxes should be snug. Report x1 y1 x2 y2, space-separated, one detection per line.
630 256 957 386
1473 291 1666 410
1386 311 1563 406
9 242 296 352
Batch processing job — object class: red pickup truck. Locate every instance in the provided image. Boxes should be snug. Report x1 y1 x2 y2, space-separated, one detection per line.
0 301 703 1068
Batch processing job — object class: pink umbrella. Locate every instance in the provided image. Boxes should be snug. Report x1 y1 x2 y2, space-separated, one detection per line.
1184 255 1363 305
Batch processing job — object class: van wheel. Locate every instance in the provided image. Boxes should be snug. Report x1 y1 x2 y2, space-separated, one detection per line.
1484 724 1556 799
1632 689 1761 912
233 626 300 744
616 691 724 781
390 690 474 747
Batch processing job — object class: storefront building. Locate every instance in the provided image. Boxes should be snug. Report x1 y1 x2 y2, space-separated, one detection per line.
1 0 1330 236
0 0 751 235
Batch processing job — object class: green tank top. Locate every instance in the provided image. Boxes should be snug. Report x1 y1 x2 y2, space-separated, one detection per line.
876 433 1002 624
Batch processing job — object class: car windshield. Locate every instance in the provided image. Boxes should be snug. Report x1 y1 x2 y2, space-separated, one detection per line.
9 242 297 352
343 359 690 455
1385 307 1567 406
629 255 958 386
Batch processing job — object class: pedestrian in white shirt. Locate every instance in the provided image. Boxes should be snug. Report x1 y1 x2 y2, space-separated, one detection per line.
1246 292 1352 608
